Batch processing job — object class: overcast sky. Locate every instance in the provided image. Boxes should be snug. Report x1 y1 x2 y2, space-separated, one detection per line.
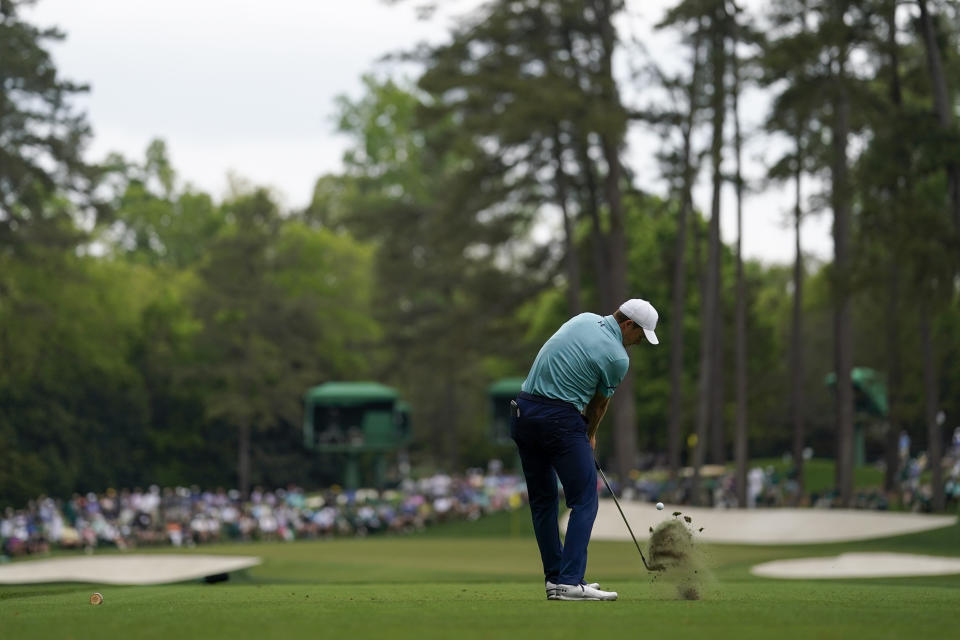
28 0 832 265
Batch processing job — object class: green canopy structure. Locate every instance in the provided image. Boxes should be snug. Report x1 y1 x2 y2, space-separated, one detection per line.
304 381 398 406
303 382 410 489
825 367 888 418
825 367 889 465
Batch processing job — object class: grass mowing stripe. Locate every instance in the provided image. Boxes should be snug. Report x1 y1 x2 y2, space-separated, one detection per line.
2 518 958 639
2 582 958 640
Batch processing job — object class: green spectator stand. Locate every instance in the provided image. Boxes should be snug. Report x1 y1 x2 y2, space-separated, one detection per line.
303 382 411 489
825 367 888 465
488 377 524 444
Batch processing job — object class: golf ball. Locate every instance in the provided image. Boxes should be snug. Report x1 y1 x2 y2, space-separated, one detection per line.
656 502 664 511
89 592 103 605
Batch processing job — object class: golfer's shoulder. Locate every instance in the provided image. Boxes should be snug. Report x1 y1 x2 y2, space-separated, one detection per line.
555 313 602 341
568 312 603 327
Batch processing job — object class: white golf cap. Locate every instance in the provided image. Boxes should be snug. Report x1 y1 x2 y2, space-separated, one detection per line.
619 298 659 345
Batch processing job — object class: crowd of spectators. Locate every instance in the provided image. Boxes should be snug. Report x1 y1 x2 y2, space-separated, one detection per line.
1 467 527 559
6 432 960 559
614 429 960 512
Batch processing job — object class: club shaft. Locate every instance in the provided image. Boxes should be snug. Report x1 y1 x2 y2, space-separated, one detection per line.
595 460 654 571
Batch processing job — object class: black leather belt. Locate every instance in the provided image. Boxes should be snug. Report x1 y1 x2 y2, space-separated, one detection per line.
517 391 579 412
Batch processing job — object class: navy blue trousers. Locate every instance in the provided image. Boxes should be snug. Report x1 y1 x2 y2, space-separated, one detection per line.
511 395 598 586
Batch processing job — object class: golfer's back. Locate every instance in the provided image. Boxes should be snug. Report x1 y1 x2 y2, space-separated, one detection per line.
521 313 629 412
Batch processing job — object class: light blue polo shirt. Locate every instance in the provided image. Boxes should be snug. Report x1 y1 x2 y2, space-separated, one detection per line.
521 313 630 412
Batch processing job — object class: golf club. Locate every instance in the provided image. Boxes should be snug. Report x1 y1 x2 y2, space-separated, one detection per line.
594 458 663 572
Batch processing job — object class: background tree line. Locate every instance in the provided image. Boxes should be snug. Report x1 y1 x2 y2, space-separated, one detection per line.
2 0 959 509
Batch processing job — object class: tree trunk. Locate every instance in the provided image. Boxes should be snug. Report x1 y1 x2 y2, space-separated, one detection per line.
560 23 610 310
668 194 691 477
830 4 854 507
790 163 805 504
710 302 725 465
921 306 944 511
574 135 612 310
693 2 727 503
732 36 748 508
883 0 904 494
918 0 960 232
668 21 704 480
885 265 902 492
710 312 727 465
916 0 951 515
602 133 636 480
553 129 582 316
238 423 251 498
592 0 635 482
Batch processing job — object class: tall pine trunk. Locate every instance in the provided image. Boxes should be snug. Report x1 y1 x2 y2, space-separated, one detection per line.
883 0 904 494
238 423 251 498
916 1 952 512
561 24 610 311
785 0 812 506
693 2 727 503
592 0 635 482
603 131 636 480
574 135 612 309
830 3 855 507
668 192 691 477
885 266 902 492
668 19 705 479
921 307 945 511
553 129 582 316
918 0 960 232
732 35 748 508
790 163 805 503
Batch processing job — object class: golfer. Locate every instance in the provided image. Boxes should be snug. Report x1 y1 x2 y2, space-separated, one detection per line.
511 298 659 601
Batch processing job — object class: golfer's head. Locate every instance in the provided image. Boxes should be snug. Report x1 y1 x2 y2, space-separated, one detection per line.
616 298 659 346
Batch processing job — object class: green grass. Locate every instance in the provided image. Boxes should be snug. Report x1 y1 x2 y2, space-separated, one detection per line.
2 513 959 639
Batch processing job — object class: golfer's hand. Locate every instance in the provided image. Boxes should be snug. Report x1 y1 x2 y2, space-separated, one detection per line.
590 434 597 450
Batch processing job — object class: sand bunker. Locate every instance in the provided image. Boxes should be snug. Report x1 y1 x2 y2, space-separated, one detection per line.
576 502 956 544
751 553 960 579
0 554 261 585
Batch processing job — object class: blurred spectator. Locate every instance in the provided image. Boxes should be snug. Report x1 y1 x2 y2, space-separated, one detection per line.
1 465 528 558
606 446 960 514
5 447 959 560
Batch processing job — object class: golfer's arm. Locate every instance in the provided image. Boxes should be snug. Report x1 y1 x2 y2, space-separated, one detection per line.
583 392 611 440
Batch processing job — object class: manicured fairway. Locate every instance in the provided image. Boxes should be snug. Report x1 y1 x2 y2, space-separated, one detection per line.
3 514 959 639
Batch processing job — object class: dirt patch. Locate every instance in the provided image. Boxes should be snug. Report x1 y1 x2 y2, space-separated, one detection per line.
648 516 710 600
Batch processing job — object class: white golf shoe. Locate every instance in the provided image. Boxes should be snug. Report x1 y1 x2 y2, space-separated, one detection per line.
545 580 602 598
546 582 618 601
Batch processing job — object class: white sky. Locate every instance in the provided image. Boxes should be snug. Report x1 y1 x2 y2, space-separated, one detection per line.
29 0 833 265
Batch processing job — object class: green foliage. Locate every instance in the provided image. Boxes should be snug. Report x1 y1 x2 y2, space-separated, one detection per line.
0 0 98 252
1 249 161 503
5 0 960 506
322 75 545 467
102 140 226 268
1 133 381 503
188 188 379 488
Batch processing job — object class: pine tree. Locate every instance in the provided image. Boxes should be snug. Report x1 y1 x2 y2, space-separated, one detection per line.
0 0 99 254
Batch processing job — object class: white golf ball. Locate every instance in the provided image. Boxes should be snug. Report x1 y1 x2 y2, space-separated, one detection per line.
656 502 664 511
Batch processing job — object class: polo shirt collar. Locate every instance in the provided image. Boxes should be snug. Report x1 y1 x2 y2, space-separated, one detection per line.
601 315 622 342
